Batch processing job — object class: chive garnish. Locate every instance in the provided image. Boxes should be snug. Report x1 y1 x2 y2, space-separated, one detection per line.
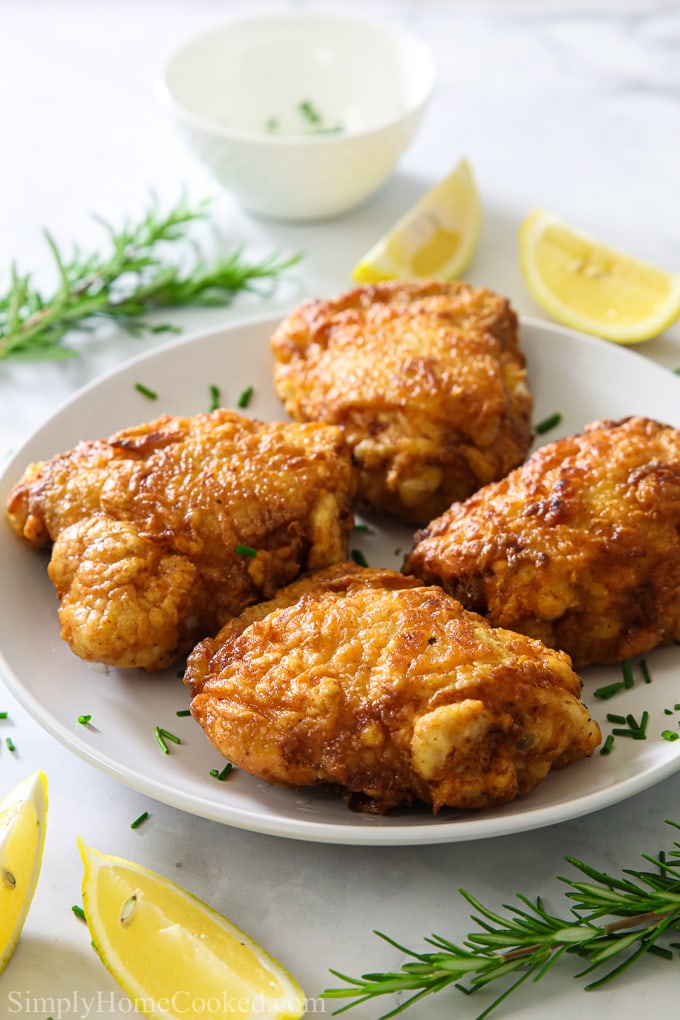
299 100 323 126
235 544 257 557
665 708 674 715
640 659 652 684
158 727 181 745
209 384 221 412
210 762 234 781
154 726 169 754
599 734 615 755
72 904 86 922
662 730 680 741
176 709 191 717
77 714 92 726
237 385 254 409
350 548 369 567
353 523 373 533
134 382 158 400
593 681 626 700
0 711 8 719
621 660 634 688
611 711 648 740
5 737 15 752
534 412 563 435
130 810 150 830
606 714 626 724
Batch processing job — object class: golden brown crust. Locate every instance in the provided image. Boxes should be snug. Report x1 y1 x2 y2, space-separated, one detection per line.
5 410 357 670
404 416 680 667
270 280 533 524
186 563 600 814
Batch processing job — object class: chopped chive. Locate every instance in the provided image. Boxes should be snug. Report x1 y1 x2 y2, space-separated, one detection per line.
157 727 181 745
209 384 221 412
153 726 169 754
353 523 372 533
237 385 253 409
350 548 369 567
5 737 15 752
130 810 150 830
664 708 674 715
611 728 636 738
534 412 563 435
593 681 626 700
0 711 8 719
77 714 92 726
661 730 680 741
599 734 615 755
134 382 158 400
394 547 402 556
175 709 191 717
605 714 626 724
235 544 257 557
209 768 219 777
640 659 652 684
621 660 635 688
211 762 234 781
72 904 86 922
675 704 680 711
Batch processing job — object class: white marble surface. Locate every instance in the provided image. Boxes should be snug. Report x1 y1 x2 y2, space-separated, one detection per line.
1 1 680 1018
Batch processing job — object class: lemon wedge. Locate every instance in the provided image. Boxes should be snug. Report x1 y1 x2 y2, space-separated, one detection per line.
352 157 481 283
0 771 48 974
79 840 305 1019
519 208 680 343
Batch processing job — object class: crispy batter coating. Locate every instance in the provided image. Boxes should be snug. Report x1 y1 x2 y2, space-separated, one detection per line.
186 563 600 814
270 280 533 524
5 410 356 670
405 416 680 667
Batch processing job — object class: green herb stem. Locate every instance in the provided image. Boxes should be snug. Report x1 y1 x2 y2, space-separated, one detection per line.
324 819 680 1019
0 196 300 361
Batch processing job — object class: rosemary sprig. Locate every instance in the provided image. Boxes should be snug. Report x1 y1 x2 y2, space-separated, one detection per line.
324 819 680 1019
0 195 300 361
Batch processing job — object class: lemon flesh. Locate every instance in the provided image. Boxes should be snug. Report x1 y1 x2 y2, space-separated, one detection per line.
79 840 305 1020
0 771 48 974
352 157 481 283
519 208 680 343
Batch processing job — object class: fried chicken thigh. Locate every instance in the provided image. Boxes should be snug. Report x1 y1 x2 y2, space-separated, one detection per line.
270 280 533 524
186 563 600 813
405 416 680 667
5 410 356 670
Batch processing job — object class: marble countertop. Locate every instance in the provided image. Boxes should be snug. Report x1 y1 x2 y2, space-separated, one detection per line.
1 2 679 1018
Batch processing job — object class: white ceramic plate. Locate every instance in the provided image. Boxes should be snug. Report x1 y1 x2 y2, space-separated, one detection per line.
1 314 679 845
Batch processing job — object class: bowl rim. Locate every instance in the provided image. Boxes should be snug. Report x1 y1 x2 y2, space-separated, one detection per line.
156 9 437 147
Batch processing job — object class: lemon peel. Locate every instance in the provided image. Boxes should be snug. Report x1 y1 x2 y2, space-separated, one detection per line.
352 157 481 283
0 771 48 974
79 839 305 1020
519 208 680 343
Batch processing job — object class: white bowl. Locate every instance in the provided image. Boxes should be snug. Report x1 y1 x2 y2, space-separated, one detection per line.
157 12 436 221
